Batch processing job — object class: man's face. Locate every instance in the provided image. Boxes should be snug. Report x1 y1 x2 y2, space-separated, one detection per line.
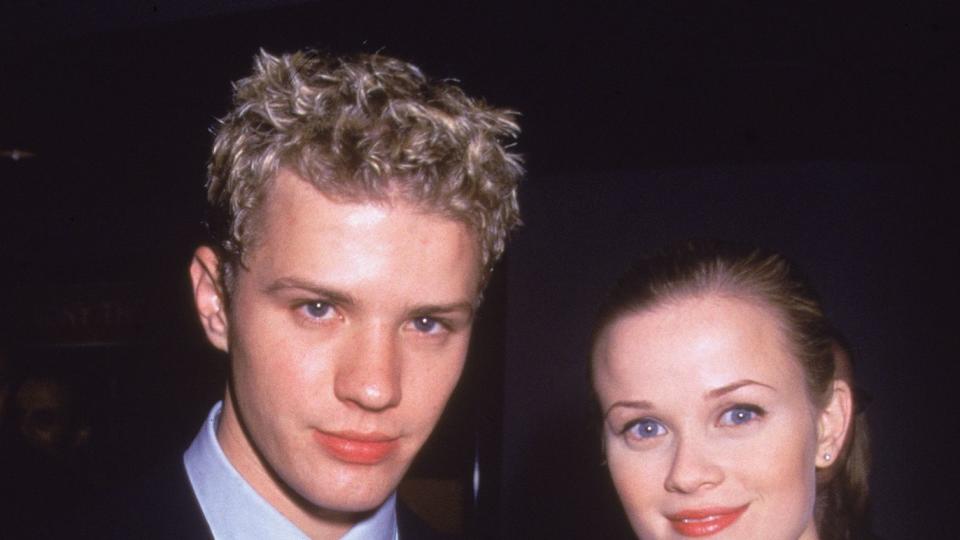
193 169 480 516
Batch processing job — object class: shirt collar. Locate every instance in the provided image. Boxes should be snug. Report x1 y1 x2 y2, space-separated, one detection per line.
183 401 398 540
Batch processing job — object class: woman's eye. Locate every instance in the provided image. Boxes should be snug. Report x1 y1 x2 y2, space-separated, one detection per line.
301 301 335 320
623 418 667 440
718 405 764 427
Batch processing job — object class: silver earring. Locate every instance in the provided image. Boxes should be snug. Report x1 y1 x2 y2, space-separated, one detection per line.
823 452 832 462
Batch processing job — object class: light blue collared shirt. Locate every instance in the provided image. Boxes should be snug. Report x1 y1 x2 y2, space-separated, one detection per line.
184 402 398 540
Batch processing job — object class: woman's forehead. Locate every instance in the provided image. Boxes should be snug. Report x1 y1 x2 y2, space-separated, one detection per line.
595 294 803 400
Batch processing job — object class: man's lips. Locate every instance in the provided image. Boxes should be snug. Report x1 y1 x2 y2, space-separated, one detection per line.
313 430 399 465
665 504 749 537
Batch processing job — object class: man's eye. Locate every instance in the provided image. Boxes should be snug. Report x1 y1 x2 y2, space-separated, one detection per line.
301 301 335 320
623 418 667 440
411 316 442 334
718 405 765 427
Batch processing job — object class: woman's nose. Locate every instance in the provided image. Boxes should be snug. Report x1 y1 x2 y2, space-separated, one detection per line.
663 435 725 494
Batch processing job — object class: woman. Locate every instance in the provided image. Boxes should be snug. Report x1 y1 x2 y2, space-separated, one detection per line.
591 240 870 539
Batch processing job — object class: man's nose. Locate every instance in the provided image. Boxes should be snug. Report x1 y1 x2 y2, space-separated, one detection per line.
663 435 725 494
333 323 402 411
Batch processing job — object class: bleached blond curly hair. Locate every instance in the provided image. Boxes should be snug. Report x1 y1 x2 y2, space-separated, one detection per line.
206 49 523 290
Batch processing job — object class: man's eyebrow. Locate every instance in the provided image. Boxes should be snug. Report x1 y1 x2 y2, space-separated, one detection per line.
704 379 775 400
263 277 356 307
604 400 654 420
407 301 476 320
264 277 475 317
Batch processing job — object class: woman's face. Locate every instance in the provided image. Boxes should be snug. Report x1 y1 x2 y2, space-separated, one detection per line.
593 294 826 540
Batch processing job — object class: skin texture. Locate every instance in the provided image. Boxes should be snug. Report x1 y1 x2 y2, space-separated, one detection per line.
190 169 481 539
593 295 850 540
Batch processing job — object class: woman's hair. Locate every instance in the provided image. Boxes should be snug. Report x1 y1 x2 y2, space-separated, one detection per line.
817 339 873 539
591 239 870 540
207 49 524 292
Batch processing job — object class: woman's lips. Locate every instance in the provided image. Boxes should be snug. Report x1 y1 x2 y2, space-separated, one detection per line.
665 504 749 537
314 430 399 465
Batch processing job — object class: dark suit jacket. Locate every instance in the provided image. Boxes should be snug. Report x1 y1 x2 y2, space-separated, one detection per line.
80 455 211 540
80 455 457 540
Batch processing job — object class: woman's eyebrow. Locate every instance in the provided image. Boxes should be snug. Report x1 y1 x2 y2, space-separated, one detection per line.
704 379 775 400
604 400 654 419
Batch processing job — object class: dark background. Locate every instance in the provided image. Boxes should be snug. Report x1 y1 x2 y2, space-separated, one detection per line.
1 2 956 538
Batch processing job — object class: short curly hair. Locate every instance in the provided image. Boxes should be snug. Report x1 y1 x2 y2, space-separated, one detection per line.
206 49 523 291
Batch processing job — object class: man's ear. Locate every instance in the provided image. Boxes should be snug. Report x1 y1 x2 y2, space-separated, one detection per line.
190 246 229 352
815 379 853 468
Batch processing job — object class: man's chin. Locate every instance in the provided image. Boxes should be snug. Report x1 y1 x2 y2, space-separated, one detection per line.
293 473 401 515
299 489 395 518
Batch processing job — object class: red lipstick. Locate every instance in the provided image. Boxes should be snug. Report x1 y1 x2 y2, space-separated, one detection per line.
666 504 749 537
314 430 398 465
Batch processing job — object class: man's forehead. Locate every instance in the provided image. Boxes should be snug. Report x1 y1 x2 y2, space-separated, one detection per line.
264 169 476 235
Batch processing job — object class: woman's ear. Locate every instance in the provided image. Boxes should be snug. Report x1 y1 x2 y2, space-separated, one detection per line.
190 246 230 352
815 379 853 468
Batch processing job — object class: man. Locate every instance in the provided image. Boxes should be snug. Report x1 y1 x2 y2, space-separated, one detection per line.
167 49 520 539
